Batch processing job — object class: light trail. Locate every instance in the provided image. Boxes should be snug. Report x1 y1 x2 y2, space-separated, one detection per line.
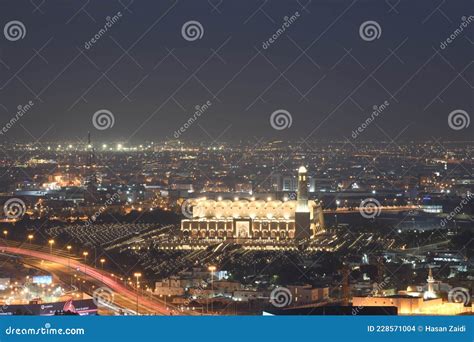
0 245 196 316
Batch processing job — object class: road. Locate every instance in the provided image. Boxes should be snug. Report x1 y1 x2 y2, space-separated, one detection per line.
21 256 151 315
323 205 419 214
0 244 194 316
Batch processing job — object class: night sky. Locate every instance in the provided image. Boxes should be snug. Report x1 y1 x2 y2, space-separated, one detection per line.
0 0 472 143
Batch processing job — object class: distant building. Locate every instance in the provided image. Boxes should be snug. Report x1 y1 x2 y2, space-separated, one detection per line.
213 280 242 294
272 173 316 192
352 269 471 315
263 306 397 315
233 290 265 302
154 277 188 296
352 295 468 315
181 167 324 241
287 285 330 305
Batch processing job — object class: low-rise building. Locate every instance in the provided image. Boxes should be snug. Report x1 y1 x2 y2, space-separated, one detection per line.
232 290 265 302
288 285 330 305
352 295 469 315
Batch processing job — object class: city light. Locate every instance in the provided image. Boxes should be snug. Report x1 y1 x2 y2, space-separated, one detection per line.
0 1 471 328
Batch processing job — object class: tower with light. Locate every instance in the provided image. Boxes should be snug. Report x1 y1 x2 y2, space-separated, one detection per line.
295 166 311 240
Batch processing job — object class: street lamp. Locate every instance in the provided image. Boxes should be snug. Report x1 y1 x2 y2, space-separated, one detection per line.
27 234 34 244
1 230 9 247
66 245 72 286
208 265 216 314
100 258 106 282
83 251 88 276
133 272 141 315
159 294 170 309
48 239 54 254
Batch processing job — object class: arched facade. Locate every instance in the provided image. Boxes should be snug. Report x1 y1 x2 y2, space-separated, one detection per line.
181 167 325 241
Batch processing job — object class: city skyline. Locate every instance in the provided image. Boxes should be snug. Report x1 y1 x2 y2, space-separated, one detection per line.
0 0 472 321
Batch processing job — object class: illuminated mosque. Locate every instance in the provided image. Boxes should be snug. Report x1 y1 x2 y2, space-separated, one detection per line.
181 166 325 242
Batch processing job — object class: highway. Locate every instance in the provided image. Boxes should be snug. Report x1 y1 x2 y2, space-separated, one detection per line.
0 244 195 316
323 205 419 214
